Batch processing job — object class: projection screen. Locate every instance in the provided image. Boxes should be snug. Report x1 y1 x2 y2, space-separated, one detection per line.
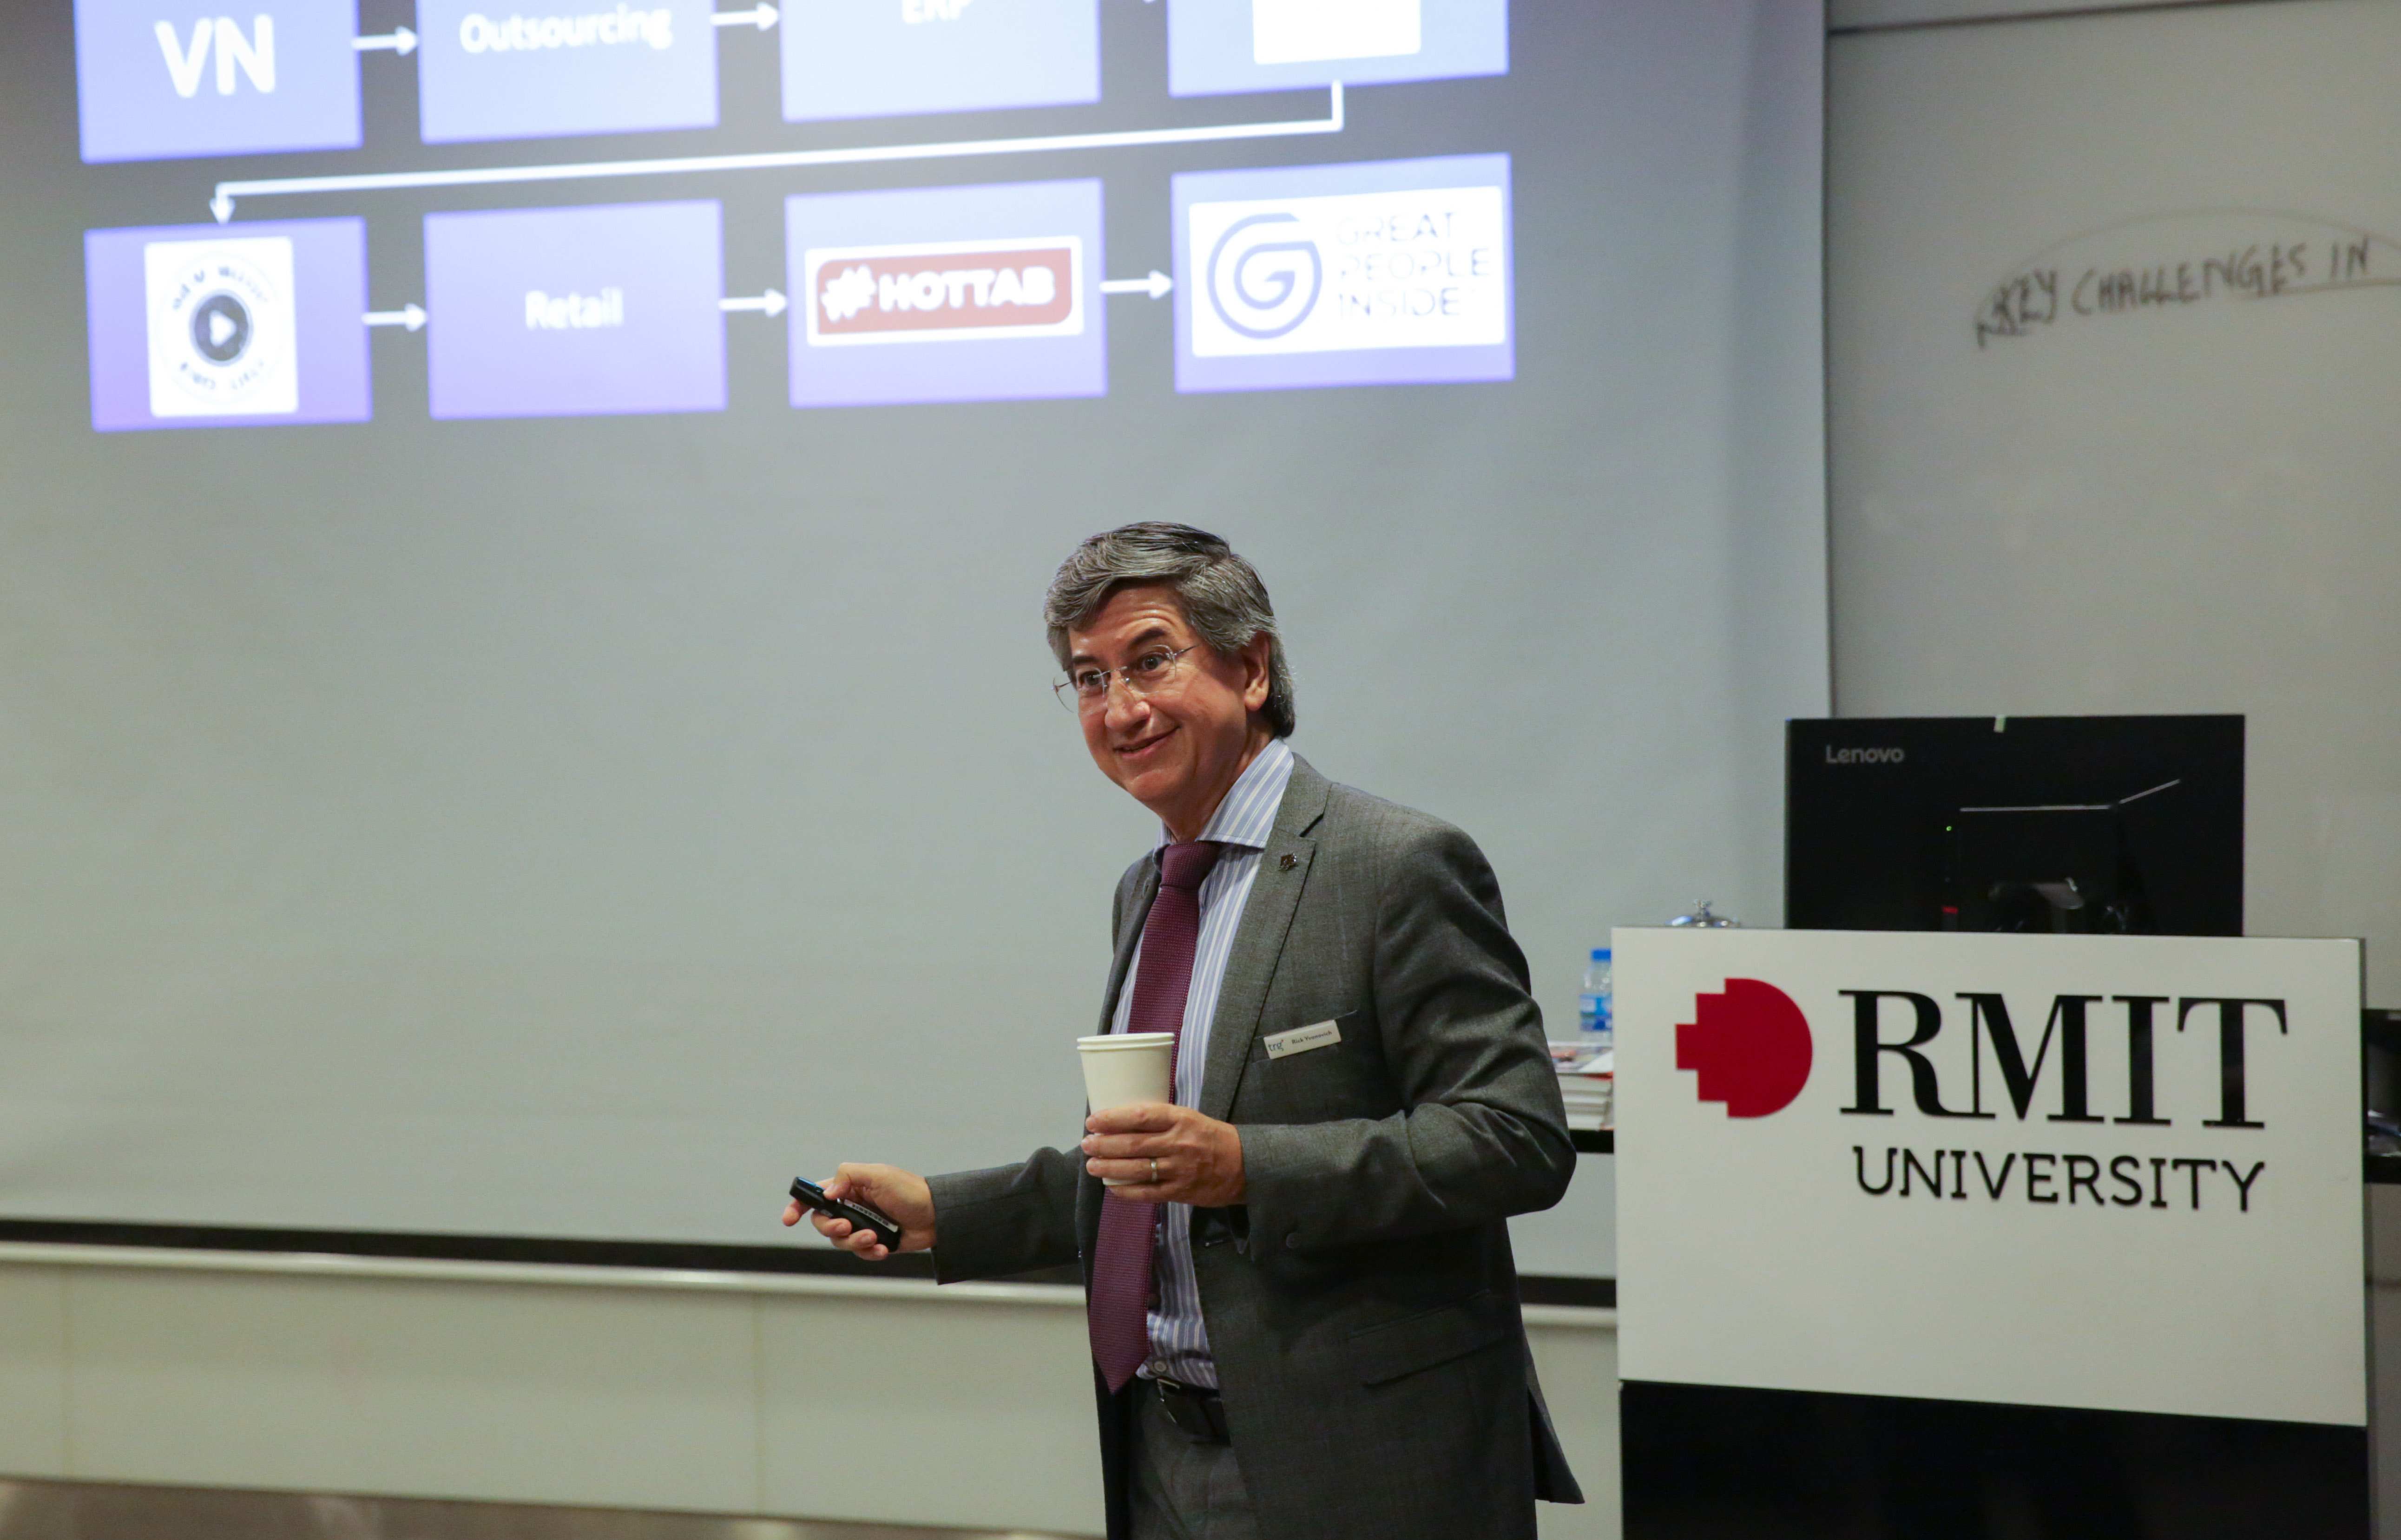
0 0 1826 1268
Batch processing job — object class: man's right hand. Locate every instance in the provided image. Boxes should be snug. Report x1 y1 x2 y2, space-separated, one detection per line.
782 1163 936 1261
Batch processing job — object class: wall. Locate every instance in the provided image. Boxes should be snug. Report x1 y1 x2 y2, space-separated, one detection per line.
0 1248 1619 1540
1826 0 2401 1005
6 2 2392 1534
1827 0 2401 1516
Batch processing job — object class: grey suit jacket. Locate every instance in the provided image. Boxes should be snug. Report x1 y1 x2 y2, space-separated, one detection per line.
926 754 1582 1540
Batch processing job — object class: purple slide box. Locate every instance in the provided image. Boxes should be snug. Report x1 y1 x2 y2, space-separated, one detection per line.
1173 154 1513 395
416 0 719 145
85 217 371 433
1166 0 1506 97
781 0 1097 124
784 179 1105 410
424 202 727 421
76 0 363 164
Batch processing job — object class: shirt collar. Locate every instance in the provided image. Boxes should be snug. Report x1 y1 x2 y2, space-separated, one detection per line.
1158 737 1295 854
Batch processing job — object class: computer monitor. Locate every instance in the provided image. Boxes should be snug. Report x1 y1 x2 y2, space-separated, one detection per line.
1785 714 2243 935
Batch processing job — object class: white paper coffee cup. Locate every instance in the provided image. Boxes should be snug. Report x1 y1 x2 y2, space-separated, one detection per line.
1077 1033 1175 1185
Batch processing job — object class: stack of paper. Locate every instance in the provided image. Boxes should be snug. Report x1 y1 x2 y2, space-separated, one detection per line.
1549 1043 1613 1131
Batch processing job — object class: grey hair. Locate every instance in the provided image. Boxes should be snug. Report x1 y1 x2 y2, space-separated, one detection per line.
1043 522 1296 738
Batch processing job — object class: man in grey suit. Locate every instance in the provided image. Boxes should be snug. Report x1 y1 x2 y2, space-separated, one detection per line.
785 523 1580 1540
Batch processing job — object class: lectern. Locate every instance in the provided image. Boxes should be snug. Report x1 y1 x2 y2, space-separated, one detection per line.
1614 928 2368 1538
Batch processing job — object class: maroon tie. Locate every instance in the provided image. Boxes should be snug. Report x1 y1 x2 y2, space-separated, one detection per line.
1088 839 1224 1392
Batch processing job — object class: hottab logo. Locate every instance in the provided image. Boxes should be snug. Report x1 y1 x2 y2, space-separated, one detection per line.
803 238 1082 346
784 179 1105 408
1677 979 1813 1117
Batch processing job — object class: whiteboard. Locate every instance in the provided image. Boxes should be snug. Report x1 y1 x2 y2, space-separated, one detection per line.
1827 0 2401 1006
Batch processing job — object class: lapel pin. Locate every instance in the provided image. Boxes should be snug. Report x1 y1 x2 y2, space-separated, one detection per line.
1278 853 1296 872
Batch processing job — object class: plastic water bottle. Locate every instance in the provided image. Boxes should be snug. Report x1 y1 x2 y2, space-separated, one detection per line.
1577 948 1613 1048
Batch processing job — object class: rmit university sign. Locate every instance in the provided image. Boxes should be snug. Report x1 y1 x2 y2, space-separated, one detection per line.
1617 929 2365 1429
1839 990 2286 1212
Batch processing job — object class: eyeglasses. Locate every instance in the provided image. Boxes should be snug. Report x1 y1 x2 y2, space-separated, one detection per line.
1054 644 1201 712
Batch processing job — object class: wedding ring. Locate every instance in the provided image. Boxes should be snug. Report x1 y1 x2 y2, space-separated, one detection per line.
1150 1158 1159 1184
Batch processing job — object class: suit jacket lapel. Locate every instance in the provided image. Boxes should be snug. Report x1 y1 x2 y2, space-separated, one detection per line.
1100 861 1160 1033
1198 754 1330 1123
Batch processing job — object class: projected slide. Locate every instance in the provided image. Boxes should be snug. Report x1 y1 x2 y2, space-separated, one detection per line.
787 180 1105 408
15 1 1833 1268
416 0 722 144
74 0 365 162
781 0 1099 124
1167 0 1507 96
425 201 730 418
72 0 1516 429
1174 154 1512 393
84 218 372 431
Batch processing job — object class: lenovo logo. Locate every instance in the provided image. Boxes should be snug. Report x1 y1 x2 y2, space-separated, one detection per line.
1823 745 1905 765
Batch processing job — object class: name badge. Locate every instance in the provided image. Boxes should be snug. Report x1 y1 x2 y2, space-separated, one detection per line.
1264 1020 1342 1059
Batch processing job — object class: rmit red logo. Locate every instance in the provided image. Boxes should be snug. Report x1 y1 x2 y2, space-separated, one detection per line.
1676 979 1813 1117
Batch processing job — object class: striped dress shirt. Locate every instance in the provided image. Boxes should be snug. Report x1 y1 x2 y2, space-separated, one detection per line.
1109 735 1295 1389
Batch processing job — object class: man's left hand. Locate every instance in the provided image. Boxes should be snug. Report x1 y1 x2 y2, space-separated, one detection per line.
1083 1103 1245 1206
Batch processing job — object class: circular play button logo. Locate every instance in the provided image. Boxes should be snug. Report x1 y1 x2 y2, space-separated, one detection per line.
141 235 298 418
1675 978 1813 1117
190 292 252 363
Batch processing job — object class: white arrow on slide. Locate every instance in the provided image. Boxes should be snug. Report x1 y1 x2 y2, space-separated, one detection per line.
210 84 1341 221
720 289 789 317
1099 270 1173 299
353 26 418 53
364 304 427 331
711 4 778 29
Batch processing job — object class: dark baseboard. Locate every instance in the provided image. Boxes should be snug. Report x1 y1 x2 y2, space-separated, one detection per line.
1622 1377 2368 1540
1520 1274 1615 1308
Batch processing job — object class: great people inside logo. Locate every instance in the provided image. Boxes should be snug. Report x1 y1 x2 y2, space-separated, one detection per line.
1205 212 1323 340
1676 978 1813 1117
